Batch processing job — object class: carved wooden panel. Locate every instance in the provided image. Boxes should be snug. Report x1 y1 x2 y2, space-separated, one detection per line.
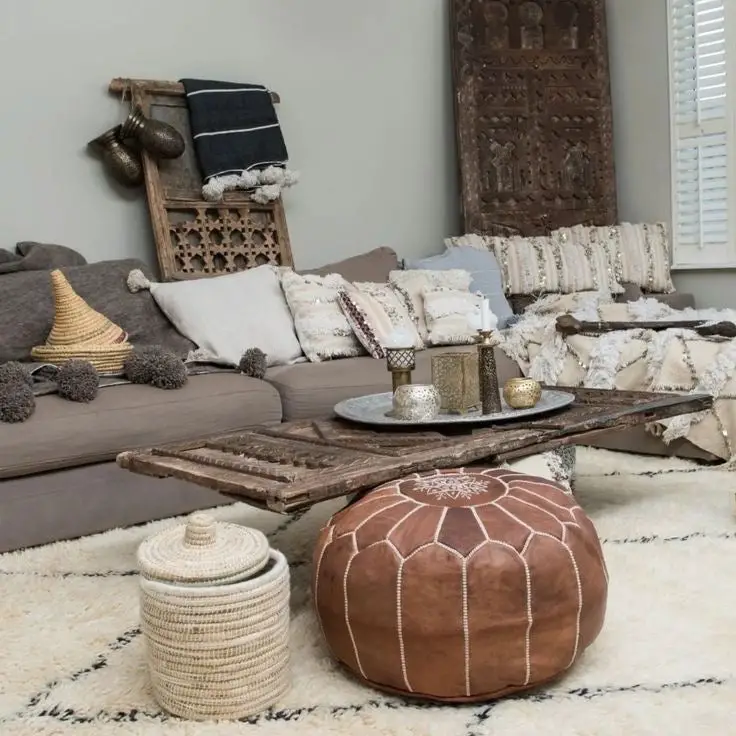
108 79 293 280
117 389 711 512
451 0 617 237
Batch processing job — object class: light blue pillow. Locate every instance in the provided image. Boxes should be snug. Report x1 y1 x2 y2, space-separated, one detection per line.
407 246 514 328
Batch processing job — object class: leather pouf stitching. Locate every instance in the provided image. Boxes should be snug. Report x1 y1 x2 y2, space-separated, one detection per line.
312 468 609 702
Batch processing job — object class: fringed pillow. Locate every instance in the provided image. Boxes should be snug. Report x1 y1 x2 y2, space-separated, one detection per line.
574 222 675 293
127 265 303 367
422 287 482 346
389 269 472 341
337 284 423 359
446 232 623 296
280 270 365 362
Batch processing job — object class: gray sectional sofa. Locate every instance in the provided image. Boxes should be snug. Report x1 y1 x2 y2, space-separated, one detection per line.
0 247 713 553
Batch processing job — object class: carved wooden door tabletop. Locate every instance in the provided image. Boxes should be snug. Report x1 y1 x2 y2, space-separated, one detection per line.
117 388 711 513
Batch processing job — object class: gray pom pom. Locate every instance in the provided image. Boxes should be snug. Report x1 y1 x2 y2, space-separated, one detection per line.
239 348 268 379
57 360 99 403
0 361 33 387
123 345 166 385
0 381 35 423
148 352 188 390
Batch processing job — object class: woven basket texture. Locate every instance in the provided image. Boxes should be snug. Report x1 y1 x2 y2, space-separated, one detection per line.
138 514 270 586
46 270 126 345
30 269 132 374
30 343 133 374
137 513 291 720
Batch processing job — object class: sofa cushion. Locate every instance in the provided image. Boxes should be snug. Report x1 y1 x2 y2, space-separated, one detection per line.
0 373 282 479
300 247 399 283
266 346 522 420
0 259 195 363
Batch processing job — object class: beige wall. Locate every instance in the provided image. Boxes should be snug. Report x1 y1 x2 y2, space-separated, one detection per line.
0 0 458 270
606 0 735 307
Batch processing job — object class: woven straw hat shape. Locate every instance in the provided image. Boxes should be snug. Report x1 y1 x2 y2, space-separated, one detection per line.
30 270 132 373
45 269 125 346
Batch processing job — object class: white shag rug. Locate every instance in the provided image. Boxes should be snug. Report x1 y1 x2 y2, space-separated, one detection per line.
2 448 735 736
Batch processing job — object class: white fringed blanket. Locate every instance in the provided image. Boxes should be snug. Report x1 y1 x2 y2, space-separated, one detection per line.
501 292 736 461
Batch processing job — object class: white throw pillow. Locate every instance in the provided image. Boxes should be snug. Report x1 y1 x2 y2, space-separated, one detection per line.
422 287 483 346
389 269 473 341
337 284 424 359
576 222 675 293
280 270 365 362
136 266 304 367
446 231 624 296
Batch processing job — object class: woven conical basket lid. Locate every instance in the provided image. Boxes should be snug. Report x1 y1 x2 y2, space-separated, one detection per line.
137 512 271 586
45 269 126 346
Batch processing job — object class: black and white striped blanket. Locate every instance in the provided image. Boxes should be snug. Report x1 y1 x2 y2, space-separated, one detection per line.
180 78 298 203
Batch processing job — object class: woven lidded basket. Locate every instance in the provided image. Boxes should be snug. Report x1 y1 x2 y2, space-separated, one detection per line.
137 512 291 720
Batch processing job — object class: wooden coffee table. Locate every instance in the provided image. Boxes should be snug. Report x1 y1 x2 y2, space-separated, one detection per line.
117 388 711 513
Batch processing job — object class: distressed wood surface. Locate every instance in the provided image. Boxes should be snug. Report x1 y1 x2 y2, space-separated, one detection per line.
108 78 292 281
117 388 712 513
450 0 616 236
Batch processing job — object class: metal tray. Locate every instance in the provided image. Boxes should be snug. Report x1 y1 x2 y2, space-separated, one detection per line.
333 389 575 427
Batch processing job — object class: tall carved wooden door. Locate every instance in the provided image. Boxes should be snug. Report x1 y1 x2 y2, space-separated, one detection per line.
450 0 617 236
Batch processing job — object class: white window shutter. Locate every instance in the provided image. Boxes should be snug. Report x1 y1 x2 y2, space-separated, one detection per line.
668 0 735 268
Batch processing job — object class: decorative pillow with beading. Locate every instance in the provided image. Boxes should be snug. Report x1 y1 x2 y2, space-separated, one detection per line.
422 287 483 346
570 222 674 293
445 232 623 296
388 269 473 341
336 290 384 359
353 282 423 352
279 270 365 362
337 285 423 359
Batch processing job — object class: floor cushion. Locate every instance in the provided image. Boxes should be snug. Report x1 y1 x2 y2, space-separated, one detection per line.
313 468 608 702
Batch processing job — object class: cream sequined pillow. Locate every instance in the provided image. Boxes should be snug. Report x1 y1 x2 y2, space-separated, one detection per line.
577 222 674 293
280 270 365 362
389 269 472 340
422 287 482 346
445 232 623 296
444 233 489 250
337 283 423 359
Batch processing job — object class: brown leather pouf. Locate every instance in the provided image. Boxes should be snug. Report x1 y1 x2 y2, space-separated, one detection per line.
312 468 608 702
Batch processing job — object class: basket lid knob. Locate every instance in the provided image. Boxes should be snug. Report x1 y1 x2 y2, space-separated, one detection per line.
137 512 271 586
183 513 217 547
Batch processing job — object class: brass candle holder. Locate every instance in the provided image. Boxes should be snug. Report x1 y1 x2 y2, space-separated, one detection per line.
431 352 480 414
385 346 416 393
503 377 542 409
477 330 502 415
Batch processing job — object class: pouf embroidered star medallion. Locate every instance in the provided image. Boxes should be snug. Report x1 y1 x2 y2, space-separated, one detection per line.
312 467 608 702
